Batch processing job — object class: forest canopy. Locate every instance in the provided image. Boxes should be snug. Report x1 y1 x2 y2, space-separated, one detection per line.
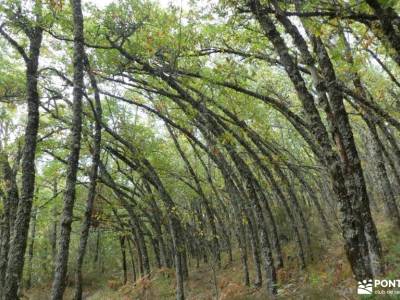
1 0 400 299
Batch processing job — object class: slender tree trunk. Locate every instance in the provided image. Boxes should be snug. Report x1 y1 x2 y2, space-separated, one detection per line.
182 248 189 280
143 182 169 268
221 167 250 286
252 190 277 296
95 100 186 300
100 163 152 278
50 181 58 267
135 224 150 275
151 237 162 269
212 99 309 267
25 208 37 290
190 141 234 264
247 221 262 287
226 146 277 296
93 230 100 267
274 168 313 262
378 123 400 171
193 110 283 281
169 218 185 300
120 236 128 285
366 119 400 227
235 218 250 287
51 0 84 298
0 153 19 296
132 231 144 277
298 175 331 239
73 53 102 300
167 125 221 267
380 139 400 194
126 238 137 282
3 26 43 300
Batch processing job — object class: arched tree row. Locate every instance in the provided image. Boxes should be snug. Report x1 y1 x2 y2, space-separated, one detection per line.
1 0 400 299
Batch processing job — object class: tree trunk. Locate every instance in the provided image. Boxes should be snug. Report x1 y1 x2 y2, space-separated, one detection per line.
235 218 250 287
51 0 84 298
120 236 128 285
366 119 400 227
25 208 37 290
73 53 102 300
126 237 137 282
315 36 383 277
0 153 19 296
132 231 144 277
248 0 373 280
247 221 262 287
225 146 277 296
93 230 100 267
3 26 43 300
50 181 58 267
167 125 221 267
151 237 162 269
365 0 400 66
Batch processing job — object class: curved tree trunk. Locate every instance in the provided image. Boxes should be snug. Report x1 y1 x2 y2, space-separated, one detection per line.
248 0 374 280
167 124 221 267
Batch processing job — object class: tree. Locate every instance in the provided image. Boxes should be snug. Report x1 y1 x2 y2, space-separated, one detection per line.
51 0 85 298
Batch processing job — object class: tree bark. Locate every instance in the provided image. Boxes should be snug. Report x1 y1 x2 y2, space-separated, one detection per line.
248 0 373 280
2 25 43 300
366 119 400 228
100 164 151 276
126 237 137 282
247 220 262 287
98 122 186 299
25 208 37 290
73 54 102 300
167 124 221 267
50 181 58 267
365 0 400 66
51 0 85 298
0 153 19 296
120 236 128 285
314 37 382 276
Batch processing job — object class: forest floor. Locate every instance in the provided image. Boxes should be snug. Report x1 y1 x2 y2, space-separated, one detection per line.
25 217 400 300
